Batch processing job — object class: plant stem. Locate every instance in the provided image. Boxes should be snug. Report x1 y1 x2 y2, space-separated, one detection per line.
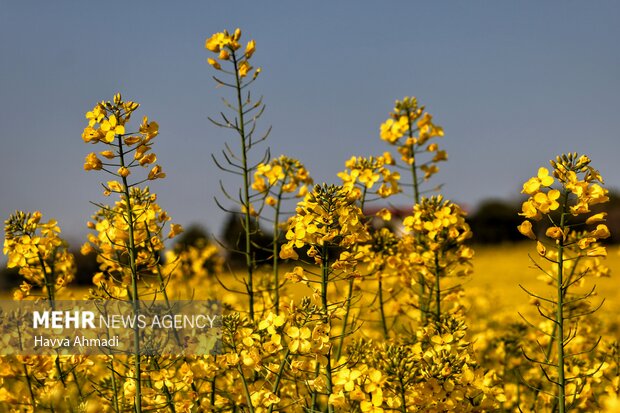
231 51 255 321
335 279 353 362
336 188 366 360
406 114 426 324
321 245 334 413
556 191 569 413
238 365 255 413
268 349 291 413
399 377 408 413
434 253 442 332
378 266 389 338
273 188 284 313
118 134 142 413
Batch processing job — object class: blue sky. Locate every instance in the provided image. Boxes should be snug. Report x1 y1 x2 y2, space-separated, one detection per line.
1 1 619 248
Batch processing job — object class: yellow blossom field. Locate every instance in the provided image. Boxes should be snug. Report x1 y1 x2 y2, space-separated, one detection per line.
2 27 619 413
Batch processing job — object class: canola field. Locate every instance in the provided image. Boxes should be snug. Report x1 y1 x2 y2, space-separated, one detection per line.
1 28 618 412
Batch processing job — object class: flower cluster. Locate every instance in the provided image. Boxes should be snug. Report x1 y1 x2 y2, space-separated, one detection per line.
252 155 313 204
280 184 371 267
3 211 75 300
82 93 163 186
342 316 505 412
337 154 400 199
400 196 473 323
519 153 609 254
516 153 611 412
83 187 182 299
380 97 445 181
205 28 260 80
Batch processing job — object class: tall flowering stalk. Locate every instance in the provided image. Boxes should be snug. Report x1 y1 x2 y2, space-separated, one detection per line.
4 211 75 304
336 154 400 355
3 211 80 410
380 97 445 203
82 93 172 412
252 155 312 312
380 97 446 324
401 196 473 329
206 29 267 321
518 153 610 412
280 184 371 412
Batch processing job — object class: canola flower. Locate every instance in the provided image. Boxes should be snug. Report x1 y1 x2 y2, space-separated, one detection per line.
518 153 610 413
401 196 473 327
380 97 445 202
280 184 370 266
3 27 619 413
280 184 371 412
4 211 75 302
82 94 184 413
337 154 401 201
206 28 265 321
252 155 313 312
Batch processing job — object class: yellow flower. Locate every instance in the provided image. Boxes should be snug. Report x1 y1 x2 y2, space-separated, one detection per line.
100 115 125 143
167 223 184 239
376 208 392 221
100 150 115 159
591 224 610 240
545 226 564 241
380 116 408 144
218 49 230 60
84 153 103 171
205 30 241 53
117 166 130 178
586 246 607 257
286 326 312 353
586 212 607 225
517 220 536 239
245 40 256 58
148 165 166 180
258 312 286 334
139 153 157 166
207 57 221 70
522 167 554 194
285 266 304 282
533 190 560 213
139 116 159 140
107 181 123 193
238 60 252 78
82 126 103 143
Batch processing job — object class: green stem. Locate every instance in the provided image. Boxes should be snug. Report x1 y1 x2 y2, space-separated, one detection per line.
118 133 142 413
310 362 320 411
531 257 581 410
556 191 569 413
335 279 353 361
321 245 334 413
238 365 255 413
37 253 56 309
23 363 36 408
144 227 202 403
110 356 121 413
273 187 284 313
399 377 407 413
336 188 366 360
150 358 176 413
38 253 70 392
434 253 442 331
406 114 426 325
231 51 255 321
268 349 291 413
378 267 389 338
